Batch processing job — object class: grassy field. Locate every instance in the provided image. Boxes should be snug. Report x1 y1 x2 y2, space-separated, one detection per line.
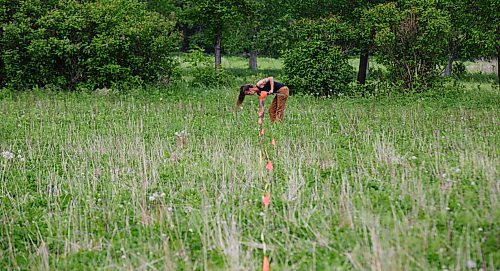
0 58 499 270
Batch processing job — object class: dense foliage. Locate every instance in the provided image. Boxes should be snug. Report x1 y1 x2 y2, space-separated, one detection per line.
0 0 498 92
0 0 179 89
282 17 355 96
283 41 353 96
366 3 451 89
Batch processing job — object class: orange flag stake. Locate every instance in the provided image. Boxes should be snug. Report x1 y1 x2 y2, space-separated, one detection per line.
263 255 270 271
266 160 273 171
262 192 270 208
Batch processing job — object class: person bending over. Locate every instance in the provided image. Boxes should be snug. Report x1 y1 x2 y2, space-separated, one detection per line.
236 77 289 122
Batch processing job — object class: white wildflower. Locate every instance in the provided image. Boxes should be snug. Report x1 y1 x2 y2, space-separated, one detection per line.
188 228 193 233
149 192 159 202
410 156 417 160
466 260 476 269
1 151 14 160
175 130 188 138
455 168 461 173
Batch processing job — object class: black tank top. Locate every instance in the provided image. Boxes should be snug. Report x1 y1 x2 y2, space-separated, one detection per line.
260 81 286 93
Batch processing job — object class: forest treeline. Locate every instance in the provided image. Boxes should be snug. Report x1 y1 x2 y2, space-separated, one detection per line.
0 0 498 94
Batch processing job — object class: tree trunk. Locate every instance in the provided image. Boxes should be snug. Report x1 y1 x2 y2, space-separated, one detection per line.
357 52 369 84
214 33 222 70
249 51 258 71
497 47 499 86
444 54 453 76
181 25 191 52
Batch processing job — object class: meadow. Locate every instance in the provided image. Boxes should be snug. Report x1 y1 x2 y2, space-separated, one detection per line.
0 57 499 270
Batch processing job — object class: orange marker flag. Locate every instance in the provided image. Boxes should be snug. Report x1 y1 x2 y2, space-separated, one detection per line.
262 256 270 271
266 160 273 171
262 192 270 208
259 91 268 99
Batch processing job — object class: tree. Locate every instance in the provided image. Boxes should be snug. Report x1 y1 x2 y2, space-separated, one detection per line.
1 0 180 89
437 0 468 76
274 0 388 84
350 0 392 84
461 0 499 81
182 0 250 70
222 0 264 70
366 2 451 89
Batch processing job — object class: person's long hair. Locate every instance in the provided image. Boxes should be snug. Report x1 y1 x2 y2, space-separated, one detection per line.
236 84 254 108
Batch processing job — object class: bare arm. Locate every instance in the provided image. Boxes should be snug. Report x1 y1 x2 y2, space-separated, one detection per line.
256 77 274 94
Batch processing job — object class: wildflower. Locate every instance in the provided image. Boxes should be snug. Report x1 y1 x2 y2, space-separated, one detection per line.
175 130 189 148
260 128 265 137
466 260 476 269
271 139 276 147
174 130 188 138
410 156 417 160
1 151 14 160
149 192 159 202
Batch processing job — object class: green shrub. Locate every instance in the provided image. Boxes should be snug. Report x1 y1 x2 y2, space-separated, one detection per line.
282 16 355 96
452 61 466 78
283 41 353 96
1 0 180 90
184 49 233 87
366 3 451 90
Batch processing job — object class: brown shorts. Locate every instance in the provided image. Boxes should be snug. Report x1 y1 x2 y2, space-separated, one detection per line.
268 86 289 122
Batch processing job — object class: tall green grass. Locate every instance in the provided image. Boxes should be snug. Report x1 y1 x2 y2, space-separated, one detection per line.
0 59 498 270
